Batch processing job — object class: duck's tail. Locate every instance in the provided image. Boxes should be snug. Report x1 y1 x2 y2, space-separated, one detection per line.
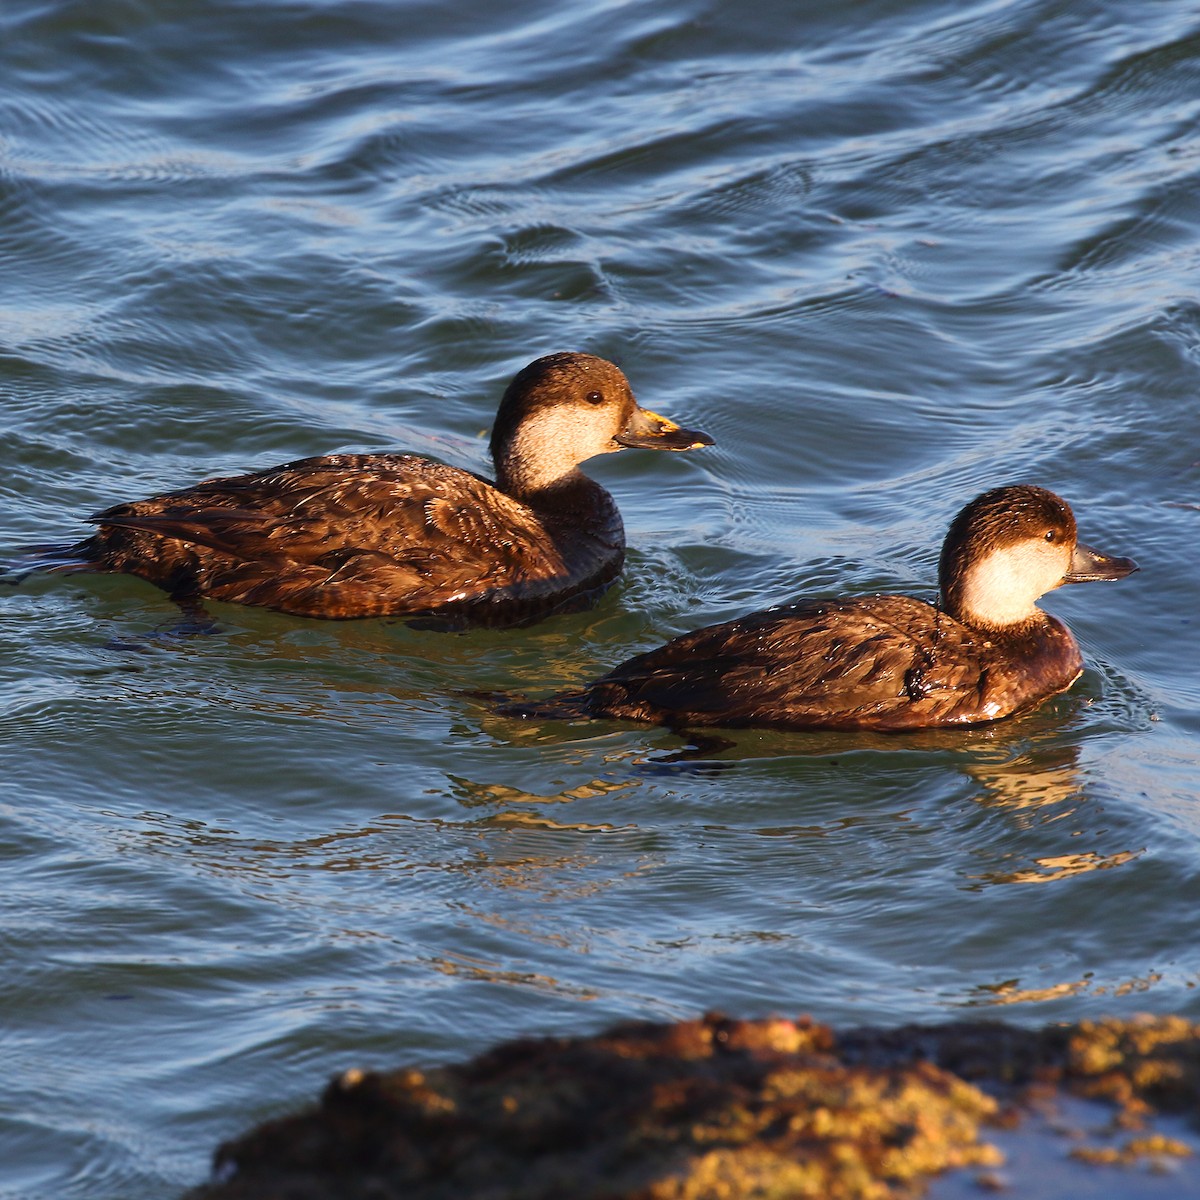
0 540 95 584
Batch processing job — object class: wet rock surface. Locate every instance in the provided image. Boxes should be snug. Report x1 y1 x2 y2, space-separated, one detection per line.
187 1013 1199 1199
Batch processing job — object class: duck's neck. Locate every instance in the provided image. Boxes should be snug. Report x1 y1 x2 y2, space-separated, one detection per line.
495 452 583 497
943 545 1048 634
495 456 615 519
943 591 1050 640
493 402 612 497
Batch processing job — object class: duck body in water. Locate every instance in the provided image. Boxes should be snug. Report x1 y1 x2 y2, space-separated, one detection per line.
503 486 1137 731
21 353 712 625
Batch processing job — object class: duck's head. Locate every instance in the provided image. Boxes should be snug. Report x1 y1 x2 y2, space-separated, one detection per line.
938 484 1137 632
490 352 713 496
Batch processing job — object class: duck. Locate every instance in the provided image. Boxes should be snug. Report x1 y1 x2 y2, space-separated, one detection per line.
501 485 1137 731
39 352 713 624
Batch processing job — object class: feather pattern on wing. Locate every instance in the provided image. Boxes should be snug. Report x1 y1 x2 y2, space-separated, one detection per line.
548 595 1083 731
82 454 623 622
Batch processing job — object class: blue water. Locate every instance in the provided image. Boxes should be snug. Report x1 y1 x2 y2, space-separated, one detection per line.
2 0 1200 1195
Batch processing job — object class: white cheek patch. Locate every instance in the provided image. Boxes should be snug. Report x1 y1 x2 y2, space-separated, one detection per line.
958 543 1065 627
503 407 615 491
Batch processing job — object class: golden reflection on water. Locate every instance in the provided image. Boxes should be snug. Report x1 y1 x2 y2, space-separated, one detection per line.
966 745 1085 815
482 811 622 833
958 742 1146 891
445 772 636 814
142 809 637 871
424 949 601 999
967 970 1166 1007
970 978 1092 1005
124 795 657 915
970 848 1143 886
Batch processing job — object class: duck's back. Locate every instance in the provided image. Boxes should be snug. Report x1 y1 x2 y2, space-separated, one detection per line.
80 453 624 623
556 594 1084 730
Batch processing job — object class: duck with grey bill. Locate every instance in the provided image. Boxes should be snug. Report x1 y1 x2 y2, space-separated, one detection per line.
501 485 1137 732
11 352 713 626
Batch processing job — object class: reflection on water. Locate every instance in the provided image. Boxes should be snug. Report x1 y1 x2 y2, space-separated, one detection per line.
967 745 1085 815
972 849 1144 887
424 950 602 1000
967 970 1166 1008
957 742 1147 890
446 771 637 816
481 810 627 833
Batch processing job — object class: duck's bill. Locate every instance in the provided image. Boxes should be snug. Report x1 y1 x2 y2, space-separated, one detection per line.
1063 541 1139 583
614 406 714 451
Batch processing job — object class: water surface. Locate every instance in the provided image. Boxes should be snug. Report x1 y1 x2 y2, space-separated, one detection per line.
2 0 1199 1195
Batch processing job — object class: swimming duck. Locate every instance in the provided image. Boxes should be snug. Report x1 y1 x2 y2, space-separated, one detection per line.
502 485 1137 731
42 353 713 624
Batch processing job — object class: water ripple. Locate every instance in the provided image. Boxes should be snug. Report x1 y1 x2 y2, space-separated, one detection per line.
4 1 1200 1196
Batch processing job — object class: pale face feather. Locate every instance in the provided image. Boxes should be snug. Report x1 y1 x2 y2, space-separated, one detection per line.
956 537 1070 629
497 404 623 493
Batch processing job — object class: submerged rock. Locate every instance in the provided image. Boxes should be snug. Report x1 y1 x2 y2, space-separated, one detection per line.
187 1013 1200 1200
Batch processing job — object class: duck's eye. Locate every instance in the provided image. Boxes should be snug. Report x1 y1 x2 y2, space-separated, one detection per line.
1044 529 1056 542
585 390 604 405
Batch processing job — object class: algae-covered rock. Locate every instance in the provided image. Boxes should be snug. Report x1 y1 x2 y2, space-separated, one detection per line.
187 1013 1200 1200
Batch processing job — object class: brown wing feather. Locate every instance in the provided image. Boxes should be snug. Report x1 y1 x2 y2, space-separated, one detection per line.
579 595 1068 731
85 453 617 620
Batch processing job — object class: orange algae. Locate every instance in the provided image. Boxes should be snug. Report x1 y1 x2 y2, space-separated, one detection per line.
188 1013 1200 1200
